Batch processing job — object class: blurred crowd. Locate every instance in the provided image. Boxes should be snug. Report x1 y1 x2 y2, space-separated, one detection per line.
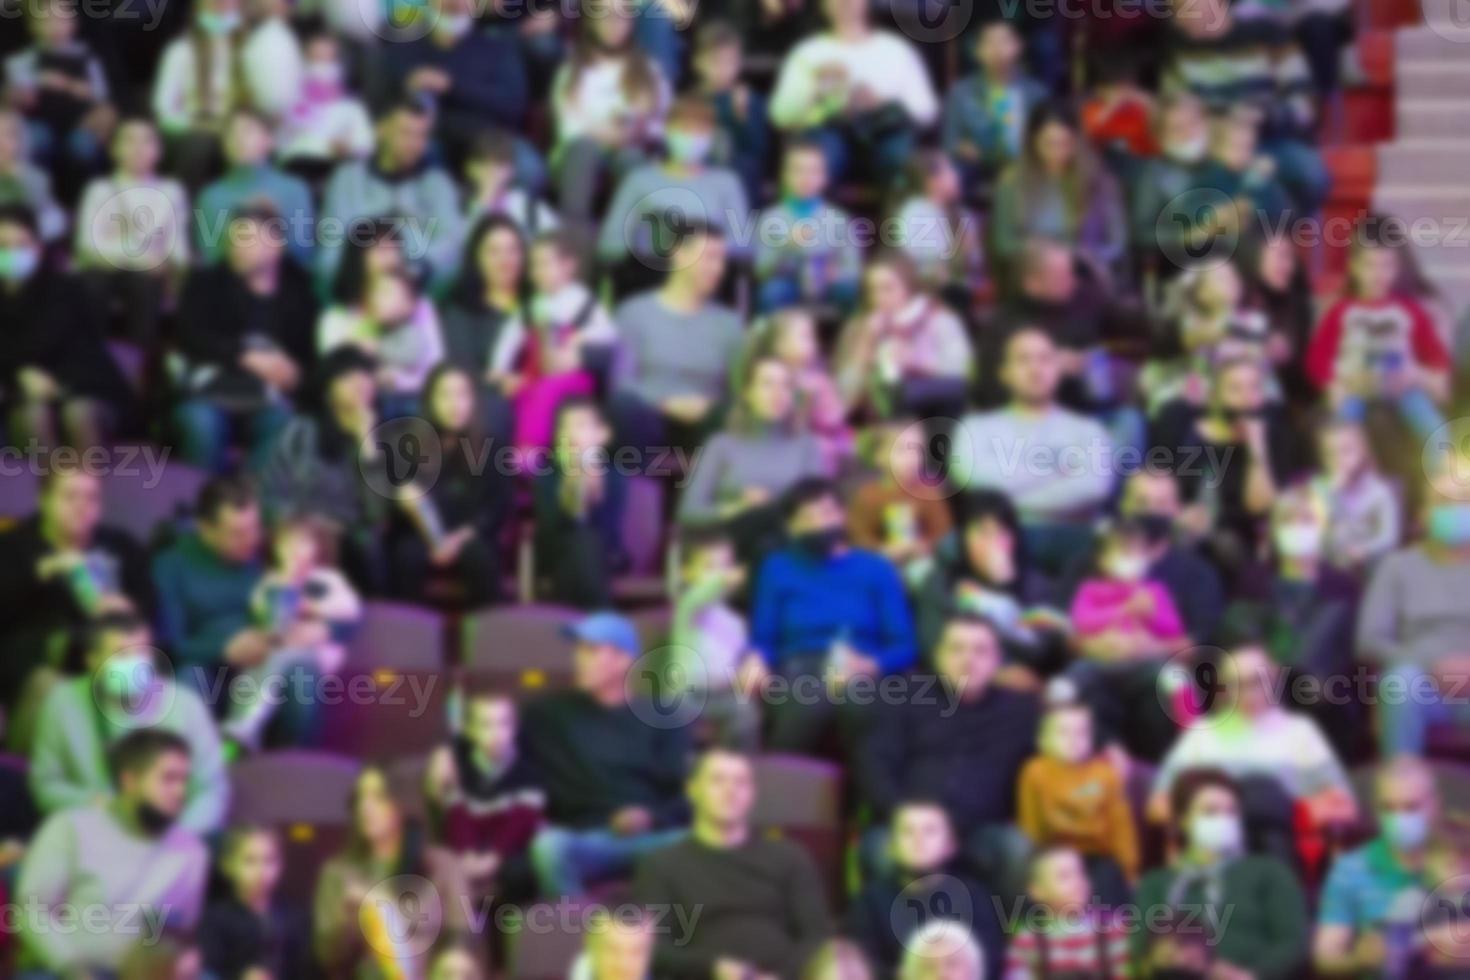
4 0 1470 974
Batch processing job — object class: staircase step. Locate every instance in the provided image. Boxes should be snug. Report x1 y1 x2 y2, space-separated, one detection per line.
1395 24 1470 57
1395 61 1470 98
1395 100 1467 138
1377 141 1470 184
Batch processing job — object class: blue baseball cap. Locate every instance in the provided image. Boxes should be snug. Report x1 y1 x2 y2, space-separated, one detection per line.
562 611 640 657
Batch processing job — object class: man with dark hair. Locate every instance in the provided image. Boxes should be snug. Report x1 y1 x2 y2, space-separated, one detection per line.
29 611 227 833
633 748 831 979
748 478 916 752
14 727 209 975
0 464 151 713
151 476 266 691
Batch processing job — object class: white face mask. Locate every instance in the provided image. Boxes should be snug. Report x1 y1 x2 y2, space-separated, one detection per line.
1166 134 1208 164
1189 812 1243 855
437 13 473 39
305 62 343 86
1275 522 1323 559
1105 552 1149 583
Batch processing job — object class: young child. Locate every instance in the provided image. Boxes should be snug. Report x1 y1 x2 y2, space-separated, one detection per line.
1306 235 1451 440
670 528 763 749
1308 418 1400 572
1069 520 1189 662
891 148 986 300
464 131 560 238
846 420 952 586
3 0 112 181
941 20 1047 185
318 269 446 419
488 230 616 450
1002 846 1131 980
226 518 361 751
276 31 373 169
198 827 312 980
755 307 851 469
753 139 862 314
533 398 626 607
847 801 1000 977
1017 702 1139 897
691 21 768 206
424 687 545 898
1080 57 1157 160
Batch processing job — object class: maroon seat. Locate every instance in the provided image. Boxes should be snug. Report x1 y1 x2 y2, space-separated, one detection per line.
750 754 847 904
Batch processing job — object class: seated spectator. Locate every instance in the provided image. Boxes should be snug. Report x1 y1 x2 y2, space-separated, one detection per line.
1357 488 1470 756
1314 756 1439 977
375 0 532 170
29 610 229 834
0 109 66 243
1069 517 1190 661
464 132 559 238
240 0 303 121
73 115 189 348
755 308 853 471
150 0 254 190
1309 418 1400 573
15 729 209 976
424 686 545 899
1125 93 1212 271
803 940 875 980
1017 701 1139 899
1198 107 1295 228
678 353 828 556
845 420 953 587
1151 644 1357 837
193 108 314 267
260 348 393 590
0 465 151 717
275 30 374 170
750 478 917 751
848 800 1003 978
889 149 985 306
391 365 511 607
224 515 361 751
633 748 831 977
2 0 112 191
173 203 317 472
599 96 750 275
1080 57 1157 161
524 611 691 896
319 98 463 288
428 935 491 980
833 251 972 421
489 230 616 451
1161 0 1326 212
440 214 529 406
198 826 312 979
611 222 741 459
319 251 445 420
897 921 985 980
1239 231 1315 392
916 491 1066 674
942 20 1046 185
670 528 764 749
752 138 861 314
768 0 938 184
1306 231 1451 442
552 6 669 227
690 21 769 206
856 614 1038 897
570 908 657 980
989 103 1125 284
1132 768 1309 979
532 398 626 607
1003 846 1131 980
1150 356 1299 566
950 327 1114 574
0 202 128 450
313 765 471 978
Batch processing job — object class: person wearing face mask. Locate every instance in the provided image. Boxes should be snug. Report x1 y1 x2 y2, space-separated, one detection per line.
375 0 536 176
1133 768 1309 980
596 96 750 279
27 611 229 835
1126 93 1217 273
1314 757 1440 977
0 204 129 452
1359 490 1470 756
277 31 374 170
750 139 862 314
749 478 917 752
15 729 209 976
150 0 252 189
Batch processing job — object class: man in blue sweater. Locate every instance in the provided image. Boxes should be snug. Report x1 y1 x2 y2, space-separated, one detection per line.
750 478 917 752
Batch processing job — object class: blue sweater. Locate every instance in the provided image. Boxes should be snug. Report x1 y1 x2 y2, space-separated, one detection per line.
751 547 917 673
151 532 263 670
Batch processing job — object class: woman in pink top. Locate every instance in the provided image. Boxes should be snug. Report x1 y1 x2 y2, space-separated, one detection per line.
1070 519 1188 659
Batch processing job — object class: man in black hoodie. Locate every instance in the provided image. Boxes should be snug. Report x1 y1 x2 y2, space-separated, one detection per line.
523 611 692 897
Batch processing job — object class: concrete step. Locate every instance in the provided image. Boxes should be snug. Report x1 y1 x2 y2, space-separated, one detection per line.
1395 23 1470 57
1377 140 1470 184
1396 61 1470 98
1395 99 1467 139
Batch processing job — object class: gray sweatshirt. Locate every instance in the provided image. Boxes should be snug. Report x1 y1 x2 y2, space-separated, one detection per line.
597 163 750 263
613 291 744 406
949 405 1114 523
1356 545 1470 667
16 804 208 972
677 430 828 525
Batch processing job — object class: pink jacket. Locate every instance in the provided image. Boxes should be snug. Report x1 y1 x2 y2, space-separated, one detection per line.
1069 579 1186 640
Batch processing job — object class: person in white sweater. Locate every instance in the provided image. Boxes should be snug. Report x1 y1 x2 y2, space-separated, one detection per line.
949 326 1114 572
768 0 938 184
